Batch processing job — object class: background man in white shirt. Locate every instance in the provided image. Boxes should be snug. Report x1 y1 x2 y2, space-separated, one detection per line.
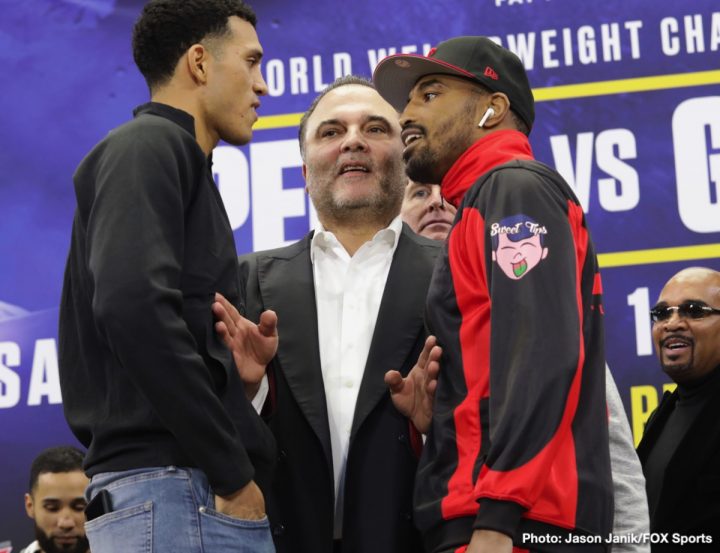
21 446 89 553
217 75 440 553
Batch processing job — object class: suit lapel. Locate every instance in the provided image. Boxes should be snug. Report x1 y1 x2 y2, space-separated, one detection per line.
351 228 432 437
257 235 333 467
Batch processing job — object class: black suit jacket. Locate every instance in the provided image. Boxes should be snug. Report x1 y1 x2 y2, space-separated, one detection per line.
239 225 440 553
637 385 720 541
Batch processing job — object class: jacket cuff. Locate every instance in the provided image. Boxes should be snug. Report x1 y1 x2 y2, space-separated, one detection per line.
473 498 526 538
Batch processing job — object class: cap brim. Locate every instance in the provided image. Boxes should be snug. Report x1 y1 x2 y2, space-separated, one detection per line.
373 54 478 112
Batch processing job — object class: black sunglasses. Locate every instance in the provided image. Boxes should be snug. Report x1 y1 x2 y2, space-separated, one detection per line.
650 301 720 323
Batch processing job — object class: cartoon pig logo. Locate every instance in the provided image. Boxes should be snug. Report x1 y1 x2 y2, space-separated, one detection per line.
490 214 549 280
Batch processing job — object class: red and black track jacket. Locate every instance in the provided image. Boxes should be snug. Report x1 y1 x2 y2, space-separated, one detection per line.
416 130 613 552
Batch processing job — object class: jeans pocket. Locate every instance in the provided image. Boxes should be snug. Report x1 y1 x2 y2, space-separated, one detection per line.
85 502 153 553
198 507 274 552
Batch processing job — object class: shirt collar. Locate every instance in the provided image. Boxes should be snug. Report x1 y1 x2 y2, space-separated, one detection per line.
133 101 196 138
310 215 403 263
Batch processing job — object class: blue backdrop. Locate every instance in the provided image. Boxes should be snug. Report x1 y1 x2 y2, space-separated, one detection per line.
1 0 719 548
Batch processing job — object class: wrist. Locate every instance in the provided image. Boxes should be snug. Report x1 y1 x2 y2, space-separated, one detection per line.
244 380 261 400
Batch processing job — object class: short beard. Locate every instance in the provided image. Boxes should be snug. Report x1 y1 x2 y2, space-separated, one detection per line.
405 98 480 185
309 158 406 227
35 524 89 553
661 359 694 384
405 143 442 185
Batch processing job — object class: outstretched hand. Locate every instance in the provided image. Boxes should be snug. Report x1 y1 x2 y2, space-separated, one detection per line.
385 335 441 434
213 292 278 398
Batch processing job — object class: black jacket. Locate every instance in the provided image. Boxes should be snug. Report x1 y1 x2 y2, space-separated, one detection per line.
637 372 720 547
239 226 439 553
417 131 613 551
58 102 274 496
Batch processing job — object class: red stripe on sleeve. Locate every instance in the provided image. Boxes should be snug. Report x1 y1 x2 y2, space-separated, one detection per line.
592 272 602 295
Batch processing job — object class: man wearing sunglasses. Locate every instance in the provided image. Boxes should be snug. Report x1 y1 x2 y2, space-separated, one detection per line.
637 267 720 548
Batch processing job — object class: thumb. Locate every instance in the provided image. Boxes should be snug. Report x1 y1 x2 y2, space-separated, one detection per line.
384 370 404 394
258 310 278 337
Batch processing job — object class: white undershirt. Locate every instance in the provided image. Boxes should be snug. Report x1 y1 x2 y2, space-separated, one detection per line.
311 215 401 538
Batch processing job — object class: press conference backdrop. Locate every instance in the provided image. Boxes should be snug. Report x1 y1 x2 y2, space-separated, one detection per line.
1 0 718 547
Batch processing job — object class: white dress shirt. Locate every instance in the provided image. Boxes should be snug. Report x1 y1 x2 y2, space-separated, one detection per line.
311 216 402 538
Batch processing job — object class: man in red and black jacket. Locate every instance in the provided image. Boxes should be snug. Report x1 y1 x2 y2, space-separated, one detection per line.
374 37 613 553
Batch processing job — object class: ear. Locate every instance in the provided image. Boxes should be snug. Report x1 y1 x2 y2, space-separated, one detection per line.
482 92 511 129
541 247 549 259
302 163 309 192
184 43 211 85
492 251 497 262
25 492 34 518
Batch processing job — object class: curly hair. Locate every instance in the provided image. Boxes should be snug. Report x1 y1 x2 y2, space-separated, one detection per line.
132 0 257 91
28 445 85 492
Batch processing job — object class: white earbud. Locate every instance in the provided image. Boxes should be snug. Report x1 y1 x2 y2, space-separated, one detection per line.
478 107 495 128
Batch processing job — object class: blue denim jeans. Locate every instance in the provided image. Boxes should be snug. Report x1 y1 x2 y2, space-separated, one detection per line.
85 466 274 553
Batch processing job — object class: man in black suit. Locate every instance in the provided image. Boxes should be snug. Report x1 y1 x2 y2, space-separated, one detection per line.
637 267 720 549
216 75 441 553
58 2 277 552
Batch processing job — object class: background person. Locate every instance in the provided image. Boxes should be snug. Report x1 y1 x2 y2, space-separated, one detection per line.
637 267 720 549
21 446 89 553
400 181 457 241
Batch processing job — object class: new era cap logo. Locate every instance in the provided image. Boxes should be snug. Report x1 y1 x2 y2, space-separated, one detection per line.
484 66 499 80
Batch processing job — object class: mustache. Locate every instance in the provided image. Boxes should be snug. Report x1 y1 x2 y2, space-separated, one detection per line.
335 156 374 173
660 333 694 347
401 123 428 135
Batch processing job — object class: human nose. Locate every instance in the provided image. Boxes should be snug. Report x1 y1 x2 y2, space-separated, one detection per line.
398 98 420 129
341 127 367 152
253 68 268 97
427 188 444 211
662 308 689 330
57 510 77 530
